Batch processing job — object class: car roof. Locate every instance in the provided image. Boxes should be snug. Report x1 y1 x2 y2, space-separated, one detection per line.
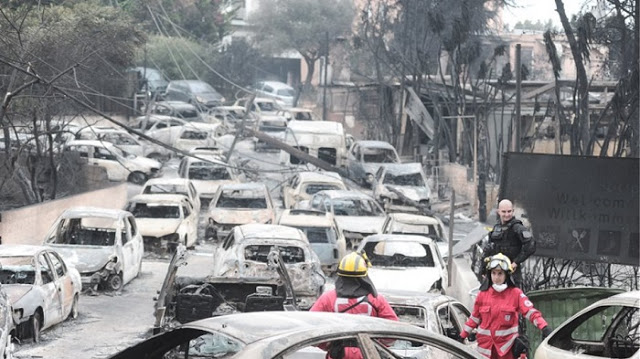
297 171 344 183
389 213 439 225
185 155 227 165
182 311 452 345
278 209 333 227
315 190 374 200
237 224 305 241
355 140 396 149
219 182 267 191
0 244 50 257
143 178 192 186
363 233 434 245
59 206 131 219
66 139 116 149
381 162 424 174
129 194 188 204
380 290 458 308
259 80 293 89
287 120 343 133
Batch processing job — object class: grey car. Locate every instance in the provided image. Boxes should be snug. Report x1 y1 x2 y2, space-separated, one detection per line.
347 140 401 187
164 80 225 110
109 311 483 359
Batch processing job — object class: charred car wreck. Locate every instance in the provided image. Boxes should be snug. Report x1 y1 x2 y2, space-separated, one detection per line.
153 244 310 334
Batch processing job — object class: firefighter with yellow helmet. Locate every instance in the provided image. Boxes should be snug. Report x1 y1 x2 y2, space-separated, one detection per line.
310 252 397 359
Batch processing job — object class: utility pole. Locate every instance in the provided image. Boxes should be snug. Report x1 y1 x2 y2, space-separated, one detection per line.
322 31 329 122
514 44 522 152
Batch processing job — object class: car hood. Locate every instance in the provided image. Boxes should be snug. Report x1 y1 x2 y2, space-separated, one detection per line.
191 180 237 197
211 209 273 225
3 285 33 305
136 218 181 237
385 185 430 201
335 217 385 234
129 156 161 170
363 163 385 174
367 267 442 293
46 245 115 273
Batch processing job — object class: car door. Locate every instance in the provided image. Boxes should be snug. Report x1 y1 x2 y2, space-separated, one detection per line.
46 251 74 320
182 200 198 247
119 216 135 284
92 145 129 181
126 216 144 278
187 181 201 212
37 252 64 327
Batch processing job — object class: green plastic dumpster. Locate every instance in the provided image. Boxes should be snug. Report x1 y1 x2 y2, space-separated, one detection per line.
525 286 625 358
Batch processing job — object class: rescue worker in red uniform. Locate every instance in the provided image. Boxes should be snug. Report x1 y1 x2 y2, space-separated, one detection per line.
461 253 553 359
310 252 398 359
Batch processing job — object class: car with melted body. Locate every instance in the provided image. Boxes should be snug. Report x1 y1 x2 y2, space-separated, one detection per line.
63 140 162 184
213 224 325 310
205 183 276 241
44 207 144 292
305 190 386 250
346 140 401 187
357 234 448 294
109 311 483 359
381 212 450 258
140 177 201 213
0 245 81 343
277 209 347 274
177 154 239 207
126 194 199 252
373 163 432 212
281 171 347 209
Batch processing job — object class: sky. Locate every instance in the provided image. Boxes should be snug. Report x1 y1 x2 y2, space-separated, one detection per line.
503 0 589 29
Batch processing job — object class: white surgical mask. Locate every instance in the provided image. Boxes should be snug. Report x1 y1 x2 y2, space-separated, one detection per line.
492 283 508 292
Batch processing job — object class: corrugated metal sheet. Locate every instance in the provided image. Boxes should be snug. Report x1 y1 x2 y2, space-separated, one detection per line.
525 286 625 358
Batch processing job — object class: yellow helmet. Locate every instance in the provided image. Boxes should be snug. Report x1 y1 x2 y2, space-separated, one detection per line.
338 252 370 277
486 253 513 273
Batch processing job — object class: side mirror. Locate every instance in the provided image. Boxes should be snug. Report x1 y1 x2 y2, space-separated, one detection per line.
445 327 460 340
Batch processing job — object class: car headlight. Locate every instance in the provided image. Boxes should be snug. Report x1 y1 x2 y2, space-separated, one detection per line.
195 95 206 104
366 173 375 183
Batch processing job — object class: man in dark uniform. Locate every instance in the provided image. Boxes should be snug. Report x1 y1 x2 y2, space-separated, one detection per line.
482 199 535 288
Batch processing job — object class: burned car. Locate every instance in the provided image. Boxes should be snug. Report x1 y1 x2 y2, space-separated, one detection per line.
382 290 475 346
140 177 201 214
0 284 13 357
111 311 482 359
205 183 276 241
0 245 81 342
381 212 451 258
177 154 239 206
373 162 432 213
281 171 347 209
357 234 448 294
127 194 199 252
44 207 144 292
306 190 386 250
346 140 400 187
213 224 326 310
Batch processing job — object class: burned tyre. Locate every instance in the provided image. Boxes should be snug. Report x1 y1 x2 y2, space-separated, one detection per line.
30 311 42 343
127 171 147 185
107 273 123 291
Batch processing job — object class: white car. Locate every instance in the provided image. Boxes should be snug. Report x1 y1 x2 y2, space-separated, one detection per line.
306 190 386 250
131 115 187 146
43 207 144 291
140 177 201 213
126 194 199 251
205 183 276 240
254 80 296 107
535 290 639 359
214 224 325 309
381 212 450 257
346 140 401 187
177 154 239 205
0 245 81 342
63 140 162 184
282 171 347 209
373 162 432 212
357 234 448 294
75 126 172 161
277 209 347 274
173 122 226 153
234 97 283 116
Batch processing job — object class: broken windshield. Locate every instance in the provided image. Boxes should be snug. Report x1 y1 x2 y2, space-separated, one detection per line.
0 257 36 284
188 163 231 181
362 241 435 267
143 184 188 197
130 204 181 219
332 198 384 217
362 149 398 163
294 226 337 244
384 172 425 186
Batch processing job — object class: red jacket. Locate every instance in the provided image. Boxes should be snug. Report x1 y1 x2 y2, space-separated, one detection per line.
310 290 398 359
461 286 548 358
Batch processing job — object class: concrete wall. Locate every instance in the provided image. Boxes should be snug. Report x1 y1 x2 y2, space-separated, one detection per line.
0 184 127 246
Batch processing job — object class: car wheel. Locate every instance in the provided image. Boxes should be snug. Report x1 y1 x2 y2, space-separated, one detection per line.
127 171 147 185
68 294 79 320
30 311 42 343
107 273 123 291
